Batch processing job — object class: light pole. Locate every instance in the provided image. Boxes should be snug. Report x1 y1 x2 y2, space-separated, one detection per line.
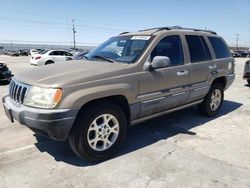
72 19 76 50
235 34 239 49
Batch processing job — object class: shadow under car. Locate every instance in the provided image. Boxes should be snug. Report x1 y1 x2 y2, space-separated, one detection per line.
33 100 242 166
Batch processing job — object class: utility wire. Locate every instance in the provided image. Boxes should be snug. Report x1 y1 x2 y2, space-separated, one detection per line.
0 16 128 32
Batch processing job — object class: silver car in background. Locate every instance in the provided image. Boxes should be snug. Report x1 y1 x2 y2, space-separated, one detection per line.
243 60 250 85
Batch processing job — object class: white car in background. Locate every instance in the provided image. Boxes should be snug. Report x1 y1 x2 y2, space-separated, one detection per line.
30 50 73 66
29 49 43 55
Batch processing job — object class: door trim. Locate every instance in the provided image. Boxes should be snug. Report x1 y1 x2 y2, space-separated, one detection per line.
131 99 203 125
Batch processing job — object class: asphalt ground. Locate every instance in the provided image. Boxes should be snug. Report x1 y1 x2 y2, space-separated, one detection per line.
0 55 250 188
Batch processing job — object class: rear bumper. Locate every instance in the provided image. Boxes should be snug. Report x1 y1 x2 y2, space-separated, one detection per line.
2 96 80 141
225 73 235 90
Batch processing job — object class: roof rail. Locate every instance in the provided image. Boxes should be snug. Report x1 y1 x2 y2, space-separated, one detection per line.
119 31 130 35
139 26 217 35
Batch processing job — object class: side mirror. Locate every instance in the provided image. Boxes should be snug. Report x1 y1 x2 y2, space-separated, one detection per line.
144 56 170 71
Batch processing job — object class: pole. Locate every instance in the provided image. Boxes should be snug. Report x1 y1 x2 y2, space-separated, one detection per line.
236 34 239 49
72 19 76 50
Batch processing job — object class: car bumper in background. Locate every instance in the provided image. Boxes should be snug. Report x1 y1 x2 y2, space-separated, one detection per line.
243 62 250 79
2 96 80 141
243 72 250 79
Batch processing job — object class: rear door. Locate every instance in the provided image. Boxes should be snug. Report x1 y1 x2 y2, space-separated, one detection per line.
56 51 67 63
49 51 60 63
207 36 233 77
185 35 213 102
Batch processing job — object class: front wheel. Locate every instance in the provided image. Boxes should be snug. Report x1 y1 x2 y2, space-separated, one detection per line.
198 83 224 117
68 101 127 162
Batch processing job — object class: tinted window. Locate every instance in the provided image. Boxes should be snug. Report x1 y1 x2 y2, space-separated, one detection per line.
200 37 212 60
57 51 65 56
49 51 59 56
63 51 73 56
208 37 231 59
186 35 211 63
151 35 184 66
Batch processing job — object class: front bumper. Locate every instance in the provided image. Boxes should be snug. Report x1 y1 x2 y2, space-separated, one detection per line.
225 73 235 90
2 96 80 141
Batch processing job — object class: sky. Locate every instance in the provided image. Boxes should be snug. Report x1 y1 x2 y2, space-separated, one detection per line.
0 0 249 47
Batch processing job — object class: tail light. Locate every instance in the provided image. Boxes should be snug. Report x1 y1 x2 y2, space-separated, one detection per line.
35 56 41 60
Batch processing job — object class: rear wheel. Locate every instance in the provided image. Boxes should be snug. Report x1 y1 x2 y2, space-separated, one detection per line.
45 60 54 65
68 101 127 162
247 79 250 86
198 83 224 117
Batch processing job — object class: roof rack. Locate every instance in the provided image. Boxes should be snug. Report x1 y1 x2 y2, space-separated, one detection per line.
139 26 217 35
119 31 130 35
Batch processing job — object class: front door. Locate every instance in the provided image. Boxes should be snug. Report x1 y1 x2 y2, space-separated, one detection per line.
138 35 189 117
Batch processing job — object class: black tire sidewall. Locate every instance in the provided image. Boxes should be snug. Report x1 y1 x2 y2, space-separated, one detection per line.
45 60 54 65
73 102 127 161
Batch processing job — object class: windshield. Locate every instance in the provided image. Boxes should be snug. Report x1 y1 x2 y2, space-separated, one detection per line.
85 35 151 63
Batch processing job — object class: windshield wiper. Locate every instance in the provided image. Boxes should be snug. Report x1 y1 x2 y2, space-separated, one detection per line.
92 55 115 63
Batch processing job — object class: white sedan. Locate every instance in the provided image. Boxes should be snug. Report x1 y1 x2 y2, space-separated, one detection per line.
30 50 74 66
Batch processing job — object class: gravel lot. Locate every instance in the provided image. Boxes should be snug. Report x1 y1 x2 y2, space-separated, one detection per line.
0 55 250 188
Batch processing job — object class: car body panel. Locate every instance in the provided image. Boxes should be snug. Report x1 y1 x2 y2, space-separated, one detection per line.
2 27 236 141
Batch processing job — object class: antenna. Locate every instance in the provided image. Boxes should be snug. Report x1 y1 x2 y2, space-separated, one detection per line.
72 19 76 50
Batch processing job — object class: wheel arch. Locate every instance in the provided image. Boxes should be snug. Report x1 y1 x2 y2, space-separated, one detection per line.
78 95 131 123
212 76 227 89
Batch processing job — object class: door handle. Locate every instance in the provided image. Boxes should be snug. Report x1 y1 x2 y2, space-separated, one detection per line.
209 64 217 69
177 70 189 76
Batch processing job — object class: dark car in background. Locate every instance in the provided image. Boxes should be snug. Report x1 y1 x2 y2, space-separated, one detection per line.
234 50 250 57
243 60 250 85
0 61 13 83
17 49 29 56
231 50 241 58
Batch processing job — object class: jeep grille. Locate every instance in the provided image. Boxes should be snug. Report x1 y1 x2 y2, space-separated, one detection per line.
9 80 29 104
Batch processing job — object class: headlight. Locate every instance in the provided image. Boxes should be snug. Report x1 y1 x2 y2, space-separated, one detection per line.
24 87 62 109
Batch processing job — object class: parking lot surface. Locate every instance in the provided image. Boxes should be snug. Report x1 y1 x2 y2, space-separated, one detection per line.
0 55 250 188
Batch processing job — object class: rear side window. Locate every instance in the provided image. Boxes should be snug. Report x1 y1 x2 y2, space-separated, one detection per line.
186 35 211 63
151 35 184 66
208 37 231 59
64 52 73 56
49 51 59 56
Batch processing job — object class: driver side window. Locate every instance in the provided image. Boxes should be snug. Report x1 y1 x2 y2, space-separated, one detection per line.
151 35 184 66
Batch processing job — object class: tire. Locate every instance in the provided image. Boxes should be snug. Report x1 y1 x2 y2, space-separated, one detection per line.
198 83 224 117
45 60 54 65
247 79 250 86
68 100 128 162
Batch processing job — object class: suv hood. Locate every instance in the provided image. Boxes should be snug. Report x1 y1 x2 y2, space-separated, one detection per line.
15 60 129 87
